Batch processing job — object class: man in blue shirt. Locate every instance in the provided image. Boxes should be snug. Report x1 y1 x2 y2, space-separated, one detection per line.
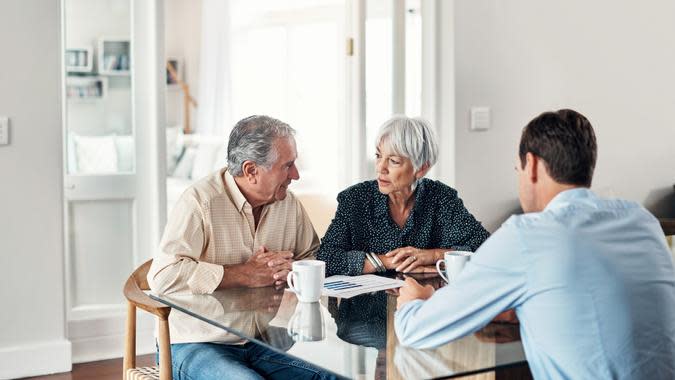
395 109 675 379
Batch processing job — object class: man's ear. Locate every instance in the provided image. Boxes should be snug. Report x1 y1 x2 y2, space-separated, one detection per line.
526 152 538 184
414 162 430 179
241 161 258 184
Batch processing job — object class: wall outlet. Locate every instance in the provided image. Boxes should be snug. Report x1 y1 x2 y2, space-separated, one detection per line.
0 116 9 145
470 107 490 131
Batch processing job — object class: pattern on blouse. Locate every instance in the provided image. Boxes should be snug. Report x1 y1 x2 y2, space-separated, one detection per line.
317 178 490 276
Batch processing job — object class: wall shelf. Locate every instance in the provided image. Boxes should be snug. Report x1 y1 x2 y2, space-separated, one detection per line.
98 37 131 76
66 76 108 100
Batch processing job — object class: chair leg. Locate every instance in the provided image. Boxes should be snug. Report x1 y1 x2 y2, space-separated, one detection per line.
123 302 136 380
158 318 172 380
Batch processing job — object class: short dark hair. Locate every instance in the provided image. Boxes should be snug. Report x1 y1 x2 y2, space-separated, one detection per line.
519 109 597 187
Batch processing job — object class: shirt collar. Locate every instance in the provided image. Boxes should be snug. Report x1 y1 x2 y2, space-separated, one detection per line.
544 187 595 211
222 169 249 212
373 178 428 224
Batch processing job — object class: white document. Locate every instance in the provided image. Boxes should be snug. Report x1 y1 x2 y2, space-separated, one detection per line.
321 274 405 299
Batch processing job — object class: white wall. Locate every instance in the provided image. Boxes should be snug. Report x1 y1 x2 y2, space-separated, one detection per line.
0 0 71 378
453 0 675 231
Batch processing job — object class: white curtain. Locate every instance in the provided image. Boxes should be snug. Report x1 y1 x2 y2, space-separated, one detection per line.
196 0 232 135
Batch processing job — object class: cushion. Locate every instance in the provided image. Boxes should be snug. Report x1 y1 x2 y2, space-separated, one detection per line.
166 125 185 175
115 135 135 172
191 141 225 180
212 143 229 172
66 131 79 174
172 146 197 179
73 135 118 174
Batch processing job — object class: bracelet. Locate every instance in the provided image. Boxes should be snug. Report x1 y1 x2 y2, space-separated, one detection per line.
365 252 380 272
371 253 386 273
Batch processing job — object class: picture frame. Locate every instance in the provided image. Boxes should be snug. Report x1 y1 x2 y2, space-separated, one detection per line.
65 46 94 73
166 57 184 87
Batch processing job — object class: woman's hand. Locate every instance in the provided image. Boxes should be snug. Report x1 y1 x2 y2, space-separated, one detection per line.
385 247 445 273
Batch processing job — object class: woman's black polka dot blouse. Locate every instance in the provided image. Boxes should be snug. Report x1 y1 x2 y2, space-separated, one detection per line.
316 178 490 276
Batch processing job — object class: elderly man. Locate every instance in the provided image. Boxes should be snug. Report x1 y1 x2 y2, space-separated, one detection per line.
148 115 337 380
395 109 675 379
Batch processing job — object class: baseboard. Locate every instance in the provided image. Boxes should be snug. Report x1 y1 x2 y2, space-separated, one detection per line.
0 339 72 380
70 312 156 363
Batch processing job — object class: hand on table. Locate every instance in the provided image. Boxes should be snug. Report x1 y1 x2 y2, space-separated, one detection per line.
385 247 444 273
396 277 435 310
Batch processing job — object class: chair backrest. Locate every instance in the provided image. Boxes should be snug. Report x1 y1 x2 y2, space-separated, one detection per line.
123 259 172 380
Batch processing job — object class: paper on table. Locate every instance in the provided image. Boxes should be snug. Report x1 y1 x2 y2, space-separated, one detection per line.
321 274 405 299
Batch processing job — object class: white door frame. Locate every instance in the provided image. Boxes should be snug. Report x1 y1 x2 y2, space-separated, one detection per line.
61 0 166 362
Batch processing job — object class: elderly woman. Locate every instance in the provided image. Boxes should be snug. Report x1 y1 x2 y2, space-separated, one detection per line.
317 116 489 276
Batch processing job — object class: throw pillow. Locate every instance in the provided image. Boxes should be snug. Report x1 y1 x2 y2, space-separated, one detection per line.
74 135 119 174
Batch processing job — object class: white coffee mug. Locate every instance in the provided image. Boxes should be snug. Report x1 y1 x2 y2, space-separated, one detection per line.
436 251 471 283
287 260 325 303
287 301 325 342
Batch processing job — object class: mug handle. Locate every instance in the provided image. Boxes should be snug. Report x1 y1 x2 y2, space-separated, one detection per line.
287 271 299 293
436 260 449 283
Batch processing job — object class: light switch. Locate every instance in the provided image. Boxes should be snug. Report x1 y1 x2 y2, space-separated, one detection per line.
470 107 490 131
0 116 8 145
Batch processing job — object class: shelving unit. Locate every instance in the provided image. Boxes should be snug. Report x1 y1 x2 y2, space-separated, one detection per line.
98 37 131 76
66 76 108 100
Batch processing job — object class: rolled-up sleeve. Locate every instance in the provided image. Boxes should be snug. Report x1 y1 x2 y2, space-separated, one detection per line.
148 191 223 295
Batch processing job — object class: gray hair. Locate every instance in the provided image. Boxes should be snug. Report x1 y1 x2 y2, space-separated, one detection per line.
376 115 439 172
227 115 296 176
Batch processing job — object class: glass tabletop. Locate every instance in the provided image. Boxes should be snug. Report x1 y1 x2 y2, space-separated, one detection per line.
150 274 527 379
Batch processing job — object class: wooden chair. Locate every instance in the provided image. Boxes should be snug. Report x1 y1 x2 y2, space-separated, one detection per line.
123 259 172 380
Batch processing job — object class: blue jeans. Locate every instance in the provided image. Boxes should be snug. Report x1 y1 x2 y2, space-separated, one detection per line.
157 342 343 380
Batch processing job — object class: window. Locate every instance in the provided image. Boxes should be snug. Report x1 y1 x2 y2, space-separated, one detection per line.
229 0 346 195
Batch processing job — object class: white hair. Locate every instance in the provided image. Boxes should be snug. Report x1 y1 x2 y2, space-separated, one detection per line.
375 115 439 172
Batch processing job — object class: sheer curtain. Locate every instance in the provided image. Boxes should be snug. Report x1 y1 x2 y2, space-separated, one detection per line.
196 0 232 135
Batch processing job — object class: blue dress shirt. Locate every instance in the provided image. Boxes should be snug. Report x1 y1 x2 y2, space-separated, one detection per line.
395 188 675 379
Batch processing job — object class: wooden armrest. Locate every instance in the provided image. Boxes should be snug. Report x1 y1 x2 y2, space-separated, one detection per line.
124 275 171 320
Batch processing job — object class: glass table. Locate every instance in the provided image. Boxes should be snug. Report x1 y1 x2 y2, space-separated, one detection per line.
150 274 527 379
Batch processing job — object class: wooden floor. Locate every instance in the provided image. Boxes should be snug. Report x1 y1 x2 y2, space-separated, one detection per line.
19 354 530 380
20 355 155 380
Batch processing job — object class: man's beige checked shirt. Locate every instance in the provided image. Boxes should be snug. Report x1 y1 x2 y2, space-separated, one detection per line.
147 167 319 343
